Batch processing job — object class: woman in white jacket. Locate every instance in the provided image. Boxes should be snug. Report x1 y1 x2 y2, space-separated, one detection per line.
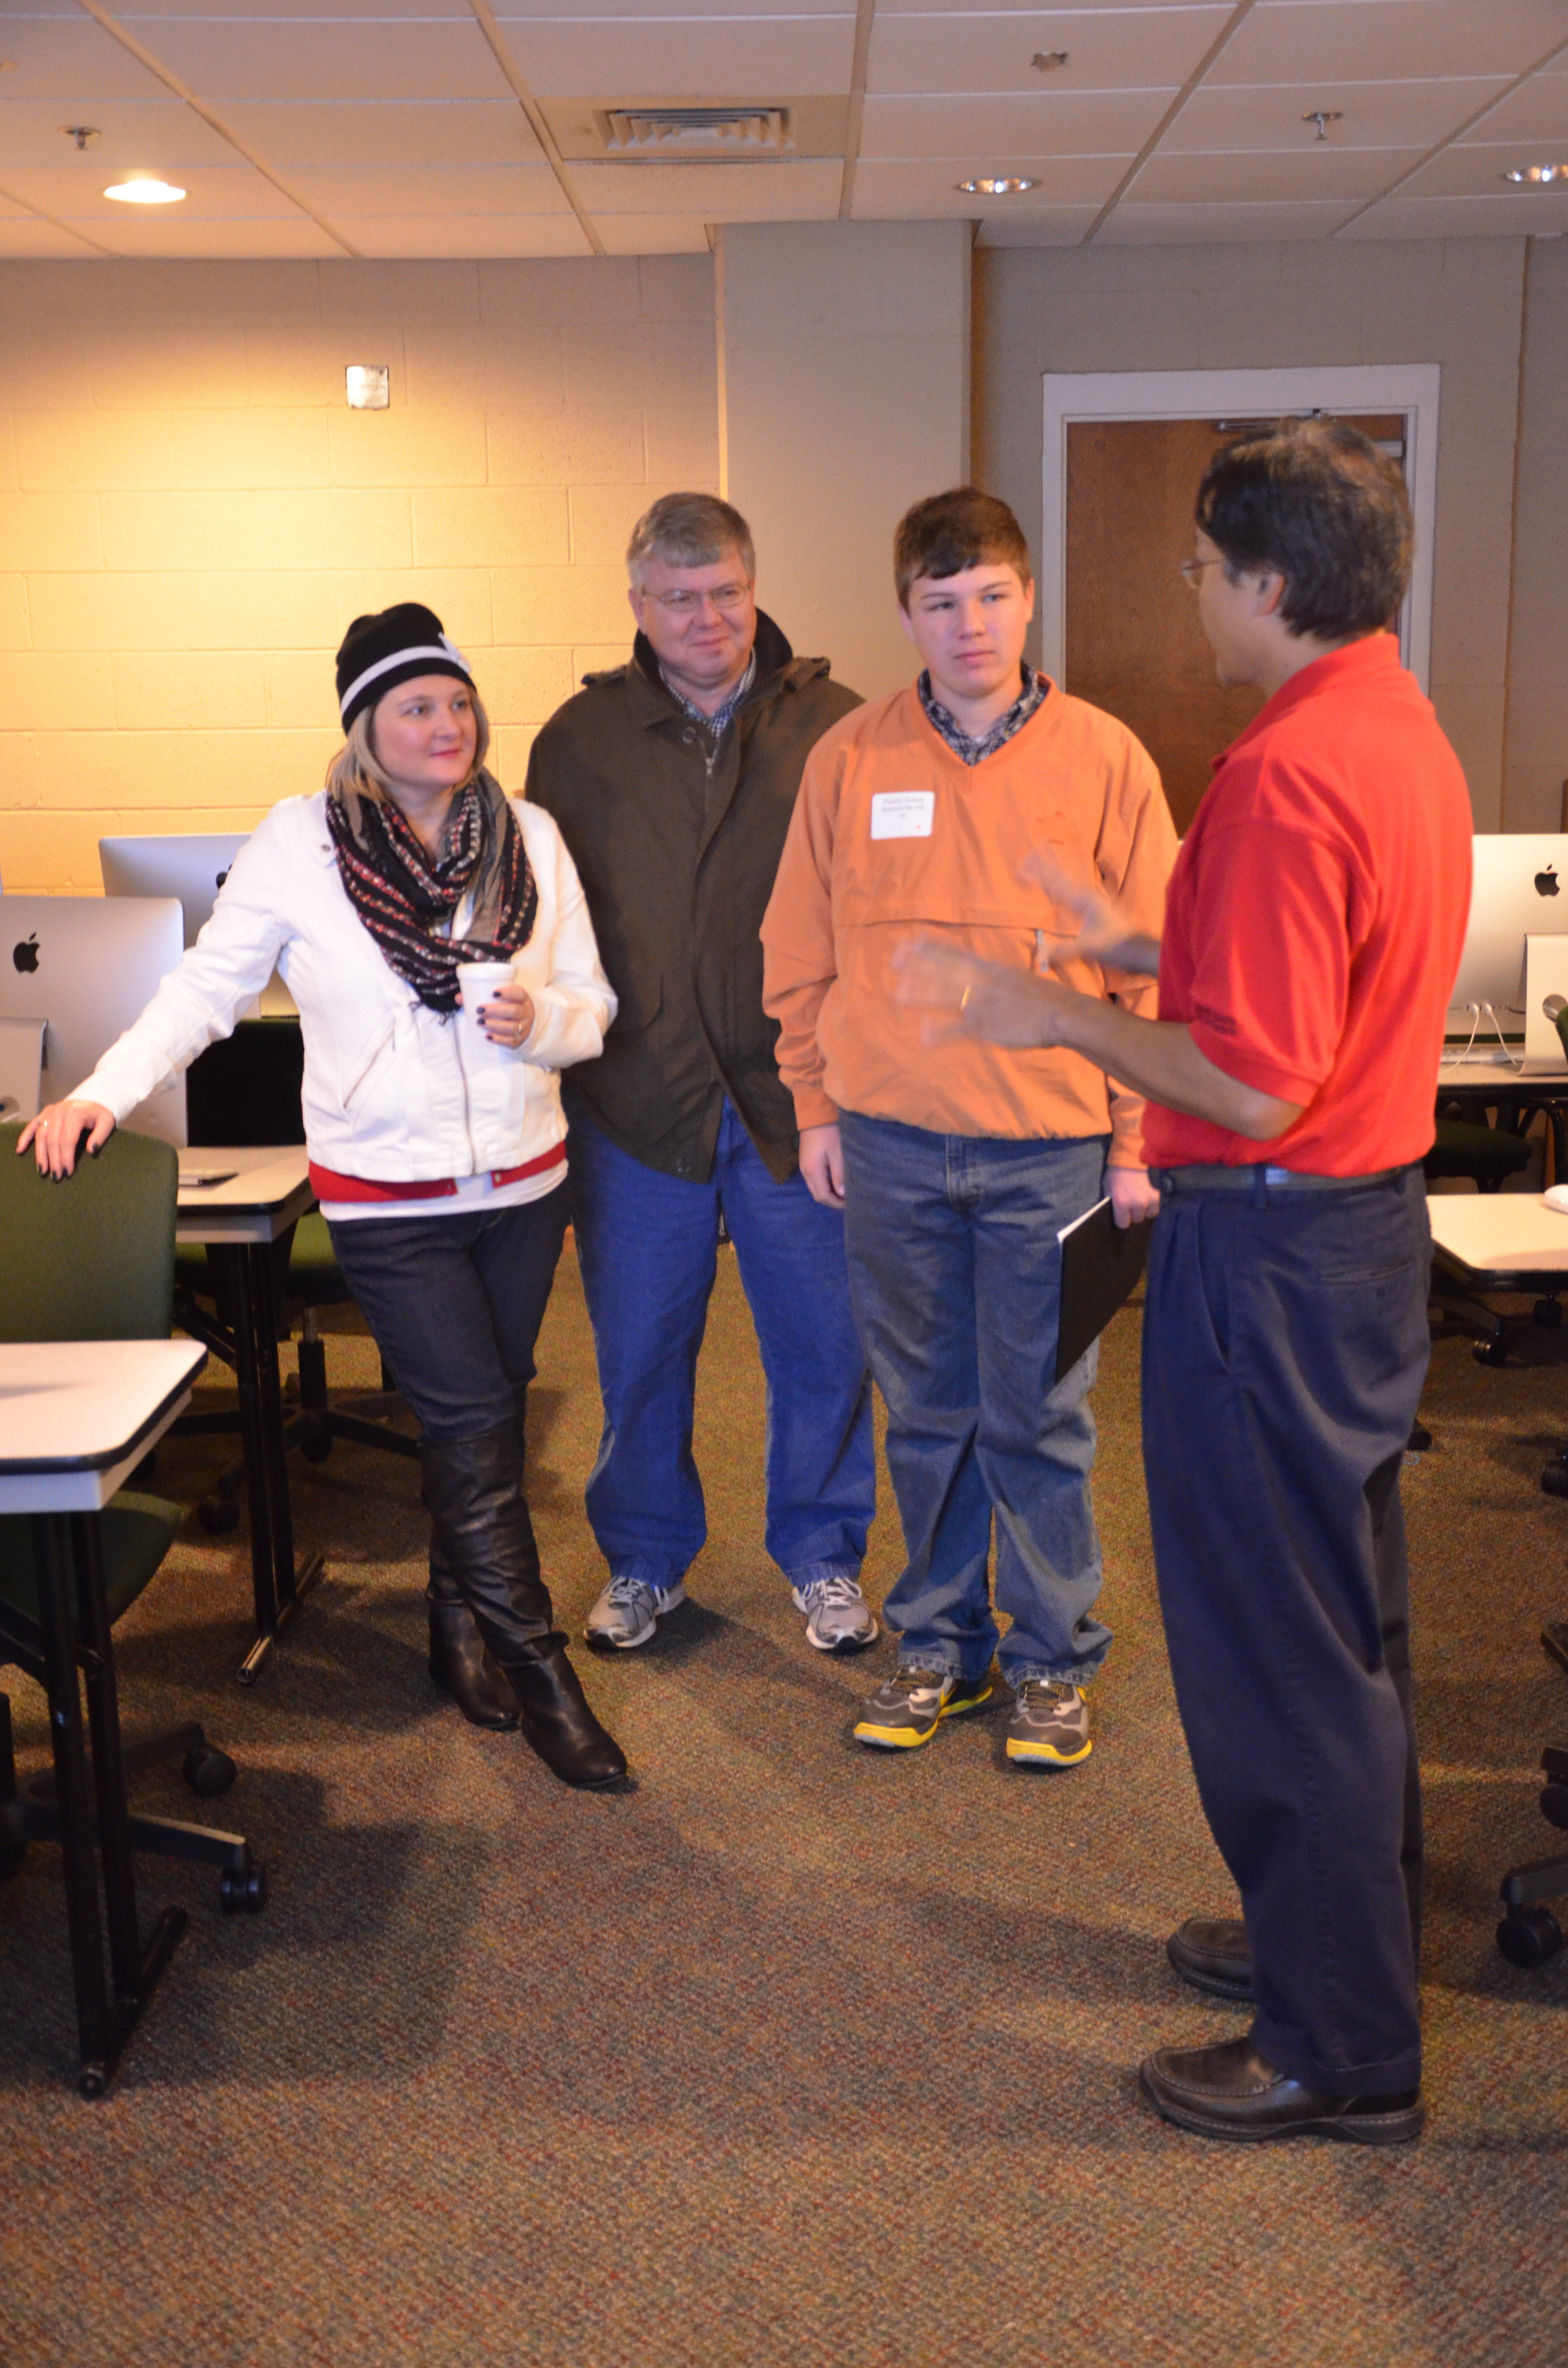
20 602 627 1791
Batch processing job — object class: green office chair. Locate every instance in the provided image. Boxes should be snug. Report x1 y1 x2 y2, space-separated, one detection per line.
0 1123 265 1913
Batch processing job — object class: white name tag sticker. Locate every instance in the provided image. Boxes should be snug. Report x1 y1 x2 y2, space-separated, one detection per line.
870 791 935 841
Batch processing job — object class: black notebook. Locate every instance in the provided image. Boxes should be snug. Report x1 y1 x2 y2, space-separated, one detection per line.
1056 1197 1152 1383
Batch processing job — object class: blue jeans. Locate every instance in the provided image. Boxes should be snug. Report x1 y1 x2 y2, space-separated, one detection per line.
568 1102 875 1590
839 1112 1111 1687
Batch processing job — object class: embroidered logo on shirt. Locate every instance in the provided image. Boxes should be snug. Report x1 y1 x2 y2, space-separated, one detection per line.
871 791 935 840
1193 1001 1238 1036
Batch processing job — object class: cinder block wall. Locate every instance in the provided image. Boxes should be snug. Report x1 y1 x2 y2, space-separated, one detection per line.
0 255 718 892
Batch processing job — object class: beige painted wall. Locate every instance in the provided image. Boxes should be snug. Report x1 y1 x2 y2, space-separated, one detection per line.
0 254 718 894
973 237 1528 826
718 220 971 703
1503 236 1568 835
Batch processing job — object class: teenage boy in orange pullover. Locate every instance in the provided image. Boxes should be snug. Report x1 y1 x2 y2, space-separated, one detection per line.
761 488 1177 1765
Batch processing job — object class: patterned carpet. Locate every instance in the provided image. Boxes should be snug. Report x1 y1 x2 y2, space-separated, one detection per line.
3 1240 1567 2367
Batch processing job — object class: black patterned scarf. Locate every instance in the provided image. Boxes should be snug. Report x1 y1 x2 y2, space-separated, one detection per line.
327 768 538 1014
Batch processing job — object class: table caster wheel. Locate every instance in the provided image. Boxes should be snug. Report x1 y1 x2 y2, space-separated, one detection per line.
1496 1904 1563 1967
1540 1782 1568 1833
199 1489 241 1535
1542 1458 1568 1499
79 2064 107 2101
0 1841 26 1882
1535 1297 1564 1328
182 1744 236 1800
1474 1338 1509 1367
1407 1421 1432 1453
298 1418 332 1466
220 1861 268 1916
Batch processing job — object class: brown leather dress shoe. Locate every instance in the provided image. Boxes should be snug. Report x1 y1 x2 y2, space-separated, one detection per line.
1138 2036 1424 2145
1167 1915 1253 2002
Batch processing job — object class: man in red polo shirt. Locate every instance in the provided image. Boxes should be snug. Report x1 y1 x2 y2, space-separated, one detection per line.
895 419 1471 2143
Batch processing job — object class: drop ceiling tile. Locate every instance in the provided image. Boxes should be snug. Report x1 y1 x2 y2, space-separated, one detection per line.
0 216 99 257
1340 190 1568 237
1098 196 1359 241
568 159 842 215
973 209 1104 246
852 154 1127 208
593 214 714 254
0 18 179 101
65 213 345 258
876 0 1194 13
867 8 1228 95
2 163 310 220
333 213 593 258
1211 0 1568 87
115 19 513 103
492 17 856 97
1453 72 1568 144
0 99 240 171
219 102 544 169
1167 78 1513 152
1133 145 1421 203
862 90 1177 156
494 0 847 18
119 0 473 14
286 165 571 216
1393 139 1568 199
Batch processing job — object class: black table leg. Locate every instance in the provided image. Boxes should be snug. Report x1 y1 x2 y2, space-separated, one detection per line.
32 1512 112 2090
211 1241 282 1681
244 1241 323 1682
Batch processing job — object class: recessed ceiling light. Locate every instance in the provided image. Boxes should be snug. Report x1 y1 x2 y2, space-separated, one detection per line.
956 176 1039 196
103 177 186 205
1503 164 1568 185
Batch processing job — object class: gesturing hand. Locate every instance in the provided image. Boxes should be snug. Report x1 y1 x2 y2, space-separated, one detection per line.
16 1100 117 1179
890 934 1075 1049
1024 849 1160 979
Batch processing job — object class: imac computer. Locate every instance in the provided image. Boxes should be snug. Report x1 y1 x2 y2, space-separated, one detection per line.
0 895 186 1141
100 831 294 1015
1446 835 1568 1072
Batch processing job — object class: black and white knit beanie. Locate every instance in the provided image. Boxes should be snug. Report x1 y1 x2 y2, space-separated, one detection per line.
335 602 474 733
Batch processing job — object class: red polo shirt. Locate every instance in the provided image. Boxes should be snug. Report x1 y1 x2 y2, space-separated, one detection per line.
1143 634 1472 1176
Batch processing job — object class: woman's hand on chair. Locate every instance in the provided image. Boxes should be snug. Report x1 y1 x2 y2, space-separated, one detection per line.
481 979 536 1050
16 1100 117 1178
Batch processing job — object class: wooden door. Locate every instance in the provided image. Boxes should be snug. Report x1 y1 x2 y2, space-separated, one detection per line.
1064 415 1406 833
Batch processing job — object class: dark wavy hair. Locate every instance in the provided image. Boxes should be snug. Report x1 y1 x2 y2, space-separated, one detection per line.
1195 417 1412 642
894 486 1032 608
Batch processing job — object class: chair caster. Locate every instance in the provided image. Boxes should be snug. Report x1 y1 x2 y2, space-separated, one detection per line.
182 1743 236 1800
79 2064 107 2101
199 1487 242 1535
1496 1904 1563 1968
219 1859 268 1916
297 1417 332 1466
1407 1420 1432 1453
1541 1783 1568 1833
1536 1297 1564 1328
1542 1457 1568 1499
0 1841 26 1882
1474 1338 1509 1367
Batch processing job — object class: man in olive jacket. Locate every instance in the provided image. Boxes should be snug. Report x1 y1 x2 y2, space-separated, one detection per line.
526 492 877 1657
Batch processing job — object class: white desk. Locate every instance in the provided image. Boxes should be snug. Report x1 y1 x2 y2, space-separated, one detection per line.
175 1147 321 1682
0 1339 204 2097
1427 1194 1568 1279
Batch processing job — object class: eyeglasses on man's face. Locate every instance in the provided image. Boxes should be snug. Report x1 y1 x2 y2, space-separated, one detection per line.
644 582 754 616
1177 556 1224 590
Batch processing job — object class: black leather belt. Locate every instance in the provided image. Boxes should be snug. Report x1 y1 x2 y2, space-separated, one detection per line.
1152 1162 1409 1195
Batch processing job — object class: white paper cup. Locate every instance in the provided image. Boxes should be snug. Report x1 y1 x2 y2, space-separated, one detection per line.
455 960 516 1038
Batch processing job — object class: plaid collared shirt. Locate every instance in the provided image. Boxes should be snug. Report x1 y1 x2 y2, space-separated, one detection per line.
918 661 1047 766
662 651 758 752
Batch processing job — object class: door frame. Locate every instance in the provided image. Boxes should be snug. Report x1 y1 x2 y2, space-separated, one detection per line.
1041 364 1441 691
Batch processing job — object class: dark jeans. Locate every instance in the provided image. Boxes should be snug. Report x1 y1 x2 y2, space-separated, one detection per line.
839 1111 1111 1686
1141 1166 1429 2097
568 1101 874 1588
326 1184 569 1444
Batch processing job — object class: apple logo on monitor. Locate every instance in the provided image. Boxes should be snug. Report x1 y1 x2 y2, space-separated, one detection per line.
12 932 38 974
1537 866 1560 898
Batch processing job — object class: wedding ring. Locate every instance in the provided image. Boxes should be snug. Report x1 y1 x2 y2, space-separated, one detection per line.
958 984 972 1013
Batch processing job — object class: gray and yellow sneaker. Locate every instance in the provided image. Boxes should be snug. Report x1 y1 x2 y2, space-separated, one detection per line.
853 1664 994 1750
1006 1677 1092 1767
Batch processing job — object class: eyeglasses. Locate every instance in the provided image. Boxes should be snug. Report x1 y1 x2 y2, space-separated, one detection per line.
1177 557 1222 590
644 583 753 616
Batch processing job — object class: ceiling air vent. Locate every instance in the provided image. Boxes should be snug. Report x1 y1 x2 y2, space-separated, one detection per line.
599 105 792 157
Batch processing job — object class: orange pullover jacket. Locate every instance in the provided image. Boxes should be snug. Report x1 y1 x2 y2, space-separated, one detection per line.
760 681 1177 1161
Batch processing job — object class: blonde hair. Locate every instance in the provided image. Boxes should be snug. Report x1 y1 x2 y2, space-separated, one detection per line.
324 682 492 806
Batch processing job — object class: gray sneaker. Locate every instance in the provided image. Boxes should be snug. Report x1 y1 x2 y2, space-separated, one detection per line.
584 1573 687 1650
1006 1677 1092 1767
792 1575 878 1654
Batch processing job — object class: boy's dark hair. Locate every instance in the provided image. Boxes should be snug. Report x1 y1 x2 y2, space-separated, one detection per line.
894 486 1032 608
1195 417 1412 641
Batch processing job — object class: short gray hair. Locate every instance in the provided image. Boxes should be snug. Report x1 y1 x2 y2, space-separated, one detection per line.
627 491 755 585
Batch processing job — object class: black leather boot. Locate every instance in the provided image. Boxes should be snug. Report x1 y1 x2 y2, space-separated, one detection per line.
420 1425 628 1790
426 1554 520 1731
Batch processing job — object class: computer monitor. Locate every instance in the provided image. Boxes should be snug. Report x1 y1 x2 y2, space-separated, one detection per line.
100 832 248 948
1448 834 1568 1024
0 895 186 1144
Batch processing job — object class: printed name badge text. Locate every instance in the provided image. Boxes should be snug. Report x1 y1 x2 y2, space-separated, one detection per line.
871 791 935 841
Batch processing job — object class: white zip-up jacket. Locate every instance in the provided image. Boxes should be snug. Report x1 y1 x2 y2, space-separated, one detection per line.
78 790 616 1184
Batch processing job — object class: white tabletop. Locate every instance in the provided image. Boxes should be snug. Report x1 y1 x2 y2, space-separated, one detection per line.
0 1339 207 1512
176 1144 312 1245
1427 1192 1568 1278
